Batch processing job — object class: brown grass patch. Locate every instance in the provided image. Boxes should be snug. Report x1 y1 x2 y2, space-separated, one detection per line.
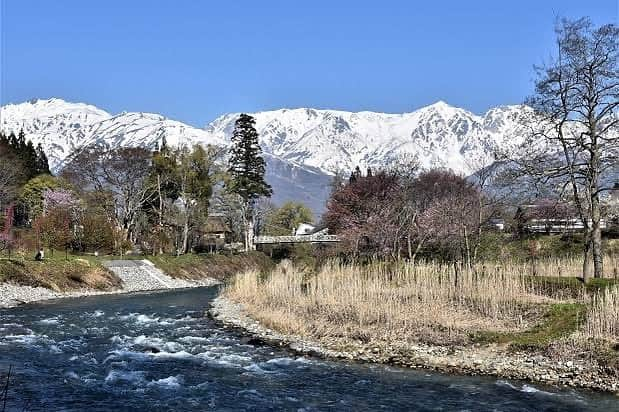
0 257 121 291
583 286 619 342
225 260 567 345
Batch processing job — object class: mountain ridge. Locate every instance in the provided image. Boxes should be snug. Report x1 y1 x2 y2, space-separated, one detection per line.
1 97 530 214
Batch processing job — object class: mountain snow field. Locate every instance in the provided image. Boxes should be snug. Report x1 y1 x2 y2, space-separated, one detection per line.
1 98 531 214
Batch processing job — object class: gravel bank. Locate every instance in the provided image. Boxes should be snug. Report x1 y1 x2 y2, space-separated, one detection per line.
0 259 219 309
210 296 619 395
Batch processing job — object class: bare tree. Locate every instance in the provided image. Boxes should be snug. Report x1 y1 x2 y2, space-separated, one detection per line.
0 205 15 254
322 169 400 258
253 198 277 235
382 154 422 259
511 18 618 281
465 159 510 262
408 170 482 265
0 165 18 212
421 189 481 267
62 145 154 244
0 155 22 212
212 191 246 245
323 167 482 263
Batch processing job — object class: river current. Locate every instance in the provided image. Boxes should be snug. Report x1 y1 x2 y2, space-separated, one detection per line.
0 287 617 411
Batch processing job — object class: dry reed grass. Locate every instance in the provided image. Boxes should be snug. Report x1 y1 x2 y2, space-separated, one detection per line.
226 256 619 346
226 259 570 344
530 254 619 278
583 286 619 342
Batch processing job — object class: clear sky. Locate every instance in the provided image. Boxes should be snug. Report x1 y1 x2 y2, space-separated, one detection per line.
0 0 617 126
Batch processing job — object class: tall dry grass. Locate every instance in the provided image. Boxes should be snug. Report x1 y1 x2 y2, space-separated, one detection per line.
530 254 618 278
226 259 579 344
583 286 619 342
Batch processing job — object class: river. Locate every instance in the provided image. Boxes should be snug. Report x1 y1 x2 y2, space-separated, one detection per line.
0 287 617 411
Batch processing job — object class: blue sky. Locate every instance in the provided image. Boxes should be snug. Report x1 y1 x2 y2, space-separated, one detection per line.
1 1 617 126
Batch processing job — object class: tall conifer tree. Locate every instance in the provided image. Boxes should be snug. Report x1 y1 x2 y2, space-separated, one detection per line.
17 129 26 151
35 143 51 175
8 132 18 148
226 114 271 250
24 140 38 178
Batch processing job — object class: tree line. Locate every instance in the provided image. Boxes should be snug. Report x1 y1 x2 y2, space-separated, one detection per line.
0 115 272 256
0 130 50 211
322 166 496 266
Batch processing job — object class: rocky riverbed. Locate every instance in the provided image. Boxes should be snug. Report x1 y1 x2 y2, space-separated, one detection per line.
210 296 619 395
0 260 219 308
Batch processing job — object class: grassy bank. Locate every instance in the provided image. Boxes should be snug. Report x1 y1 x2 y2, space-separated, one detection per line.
0 253 121 292
0 250 275 293
225 258 619 379
144 251 274 281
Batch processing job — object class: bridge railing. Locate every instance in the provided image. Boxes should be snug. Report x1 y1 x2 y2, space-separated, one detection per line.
254 234 340 244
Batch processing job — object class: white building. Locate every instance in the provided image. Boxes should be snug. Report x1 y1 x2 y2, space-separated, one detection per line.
295 223 317 236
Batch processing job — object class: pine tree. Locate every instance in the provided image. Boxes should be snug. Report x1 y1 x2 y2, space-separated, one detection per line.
17 129 26 151
24 140 38 178
35 143 51 175
354 166 362 179
8 132 18 148
2 129 51 178
2 129 46 179
226 114 272 251
349 166 362 183
227 114 272 201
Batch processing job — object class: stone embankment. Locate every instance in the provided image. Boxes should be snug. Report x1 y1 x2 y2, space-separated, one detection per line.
210 296 619 395
102 260 214 290
0 260 218 308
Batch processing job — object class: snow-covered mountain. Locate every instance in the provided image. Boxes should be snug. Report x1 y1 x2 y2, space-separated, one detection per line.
0 98 227 171
0 98 110 169
0 98 530 215
205 101 527 175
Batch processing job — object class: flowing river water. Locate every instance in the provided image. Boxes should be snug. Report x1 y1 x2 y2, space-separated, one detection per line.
0 287 617 411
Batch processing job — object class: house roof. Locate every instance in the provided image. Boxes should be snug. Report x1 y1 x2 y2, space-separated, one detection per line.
202 215 231 233
515 200 577 220
299 223 328 235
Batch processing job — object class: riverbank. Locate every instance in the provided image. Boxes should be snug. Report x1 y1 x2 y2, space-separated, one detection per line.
0 259 219 309
0 251 273 309
213 259 619 394
147 251 274 282
0 255 122 292
210 296 619 394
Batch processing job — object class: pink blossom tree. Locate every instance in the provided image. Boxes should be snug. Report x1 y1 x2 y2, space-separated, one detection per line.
42 189 80 216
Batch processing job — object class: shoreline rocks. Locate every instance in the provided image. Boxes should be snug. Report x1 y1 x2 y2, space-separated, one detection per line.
209 296 619 395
